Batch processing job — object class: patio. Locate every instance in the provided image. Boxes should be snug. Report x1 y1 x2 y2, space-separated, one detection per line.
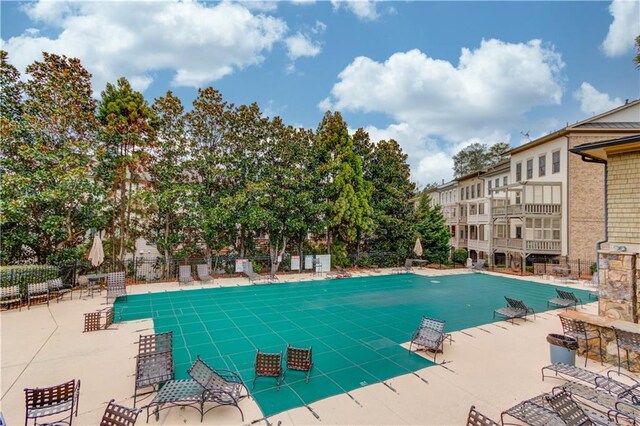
0 268 625 425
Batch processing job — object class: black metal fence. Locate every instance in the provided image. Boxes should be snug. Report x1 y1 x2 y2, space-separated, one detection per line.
527 256 596 279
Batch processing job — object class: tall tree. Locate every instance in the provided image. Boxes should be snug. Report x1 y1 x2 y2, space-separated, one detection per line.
97 77 155 263
415 192 451 264
367 139 417 262
146 91 190 270
315 111 373 264
452 141 509 177
635 35 640 69
2 52 101 262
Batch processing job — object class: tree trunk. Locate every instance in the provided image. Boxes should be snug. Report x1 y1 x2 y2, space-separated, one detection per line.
239 226 246 257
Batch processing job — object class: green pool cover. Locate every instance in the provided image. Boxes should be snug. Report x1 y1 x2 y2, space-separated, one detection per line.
114 273 591 418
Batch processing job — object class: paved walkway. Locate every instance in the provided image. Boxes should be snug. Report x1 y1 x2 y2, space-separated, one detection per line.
0 268 623 425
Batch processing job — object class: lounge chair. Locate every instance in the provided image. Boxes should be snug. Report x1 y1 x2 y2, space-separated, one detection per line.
409 316 447 362
327 266 352 279
100 399 141 426
284 345 313 383
493 296 535 323
392 259 413 274
559 316 602 367
548 289 581 310
466 405 499 426
471 259 486 272
242 261 269 285
178 265 193 286
27 282 49 309
253 350 282 390
106 272 126 302
48 278 72 302
0 285 21 311
196 264 213 284
613 327 640 374
545 389 591 425
134 332 174 407
25 379 80 426
187 356 248 421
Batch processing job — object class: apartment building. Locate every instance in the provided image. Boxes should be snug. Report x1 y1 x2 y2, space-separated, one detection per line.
428 99 640 267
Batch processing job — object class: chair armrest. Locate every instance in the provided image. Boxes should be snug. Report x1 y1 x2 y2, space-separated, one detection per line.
215 369 243 383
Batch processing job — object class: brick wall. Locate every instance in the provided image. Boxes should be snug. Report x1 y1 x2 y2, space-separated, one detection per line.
608 151 640 249
567 135 606 261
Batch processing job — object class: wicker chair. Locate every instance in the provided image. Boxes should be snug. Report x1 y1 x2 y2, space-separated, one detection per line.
466 405 499 426
613 327 640 374
100 399 141 426
24 379 80 426
187 356 247 421
196 264 213 284
253 350 282 390
409 317 447 362
548 290 581 310
559 316 603 367
134 332 174 407
106 272 126 303
0 285 22 311
48 278 72 302
284 345 313 383
27 282 50 309
544 390 591 426
178 265 193 286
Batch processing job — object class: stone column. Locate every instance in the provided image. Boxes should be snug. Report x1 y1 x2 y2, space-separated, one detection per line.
598 250 638 322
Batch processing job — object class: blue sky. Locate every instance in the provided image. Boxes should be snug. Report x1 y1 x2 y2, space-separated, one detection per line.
2 0 639 185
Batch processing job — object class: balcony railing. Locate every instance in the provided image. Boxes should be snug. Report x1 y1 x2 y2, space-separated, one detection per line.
492 203 561 216
493 238 561 253
468 239 489 251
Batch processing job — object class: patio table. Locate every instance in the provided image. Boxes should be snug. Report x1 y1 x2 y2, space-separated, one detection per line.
85 273 109 294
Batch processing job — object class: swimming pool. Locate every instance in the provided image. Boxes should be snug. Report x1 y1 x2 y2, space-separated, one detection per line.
114 273 591 418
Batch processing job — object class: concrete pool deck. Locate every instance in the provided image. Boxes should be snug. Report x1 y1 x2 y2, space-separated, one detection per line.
0 268 629 425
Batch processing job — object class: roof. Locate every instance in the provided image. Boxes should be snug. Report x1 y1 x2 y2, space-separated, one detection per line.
508 99 640 155
569 134 640 162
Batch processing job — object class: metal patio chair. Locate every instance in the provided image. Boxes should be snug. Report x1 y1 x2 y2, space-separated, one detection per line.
545 390 592 426
466 405 500 426
284 345 313 383
100 399 141 426
178 265 193 286
392 259 413 274
253 350 283 390
24 379 80 426
187 356 247 421
48 278 72 302
548 289 581 310
559 316 603 367
493 296 535 323
106 272 127 303
409 316 447 362
27 282 50 309
0 285 22 311
613 327 640 374
78 275 99 298
243 261 269 285
196 264 213 284
134 332 174 407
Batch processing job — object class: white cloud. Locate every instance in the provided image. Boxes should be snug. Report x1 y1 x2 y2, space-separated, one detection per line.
574 82 623 115
3 1 288 92
285 33 322 60
601 0 640 57
322 39 565 185
238 1 278 12
331 0 379 21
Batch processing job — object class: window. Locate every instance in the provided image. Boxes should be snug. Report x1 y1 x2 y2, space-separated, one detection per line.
488 180 492 191
477 183 481 198
479 203 485 214
526 159 533 179
516 162 522 181
495 178 499 188
515 226 522 239
461 188 464 200
471 185 475 199
466 187 469 199
539 154 546 177
552 150 560 173
515 191 521 204
503 176 508 186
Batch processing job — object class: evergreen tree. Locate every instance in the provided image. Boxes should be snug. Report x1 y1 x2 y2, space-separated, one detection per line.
367 139 416 262
415 192 451 264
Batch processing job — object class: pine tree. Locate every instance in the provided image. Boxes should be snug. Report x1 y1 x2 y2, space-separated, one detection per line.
416 192 451 264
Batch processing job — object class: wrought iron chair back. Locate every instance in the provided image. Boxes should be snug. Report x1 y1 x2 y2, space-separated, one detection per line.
106 272 126 302
253 350 282 389
419 316 446 333
557 290 579 303
560 316 586 335
285 345 313 383
24 379 80 426
0 285 21 311
466 405 500 426
613 327 640 374
138 331 173 356
196 264 212 282
545 390 592 426
100 399 141 426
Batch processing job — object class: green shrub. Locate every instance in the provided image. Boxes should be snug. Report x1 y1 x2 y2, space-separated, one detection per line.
452 248 468 265
590 262 597 275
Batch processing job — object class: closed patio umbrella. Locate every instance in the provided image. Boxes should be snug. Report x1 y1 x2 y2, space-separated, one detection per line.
88 235 104 267
413 237 423 257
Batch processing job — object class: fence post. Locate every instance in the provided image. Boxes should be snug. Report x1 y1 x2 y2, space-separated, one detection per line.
578 259 582 279
133 253 137 283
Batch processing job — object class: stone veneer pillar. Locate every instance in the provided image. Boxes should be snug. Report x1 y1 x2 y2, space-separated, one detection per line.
598 250 638 322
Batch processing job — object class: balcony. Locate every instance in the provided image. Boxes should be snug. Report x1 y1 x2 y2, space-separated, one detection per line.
493 238 561 254
468 239 489 252
467 213 489 223
492 203 561 217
